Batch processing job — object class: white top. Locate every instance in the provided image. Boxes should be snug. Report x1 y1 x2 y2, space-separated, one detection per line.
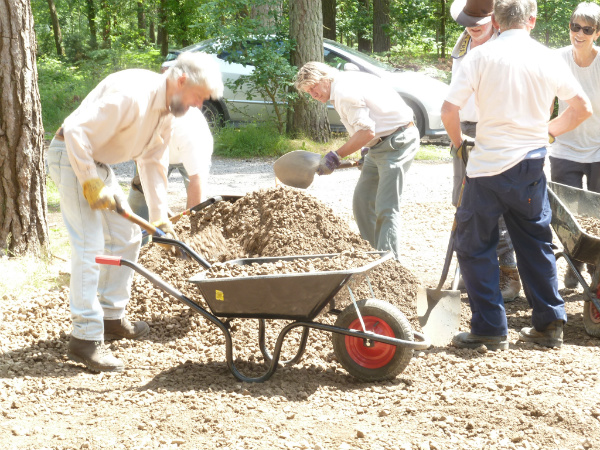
63 69 172 222
329 71 413 147
446 29 584 177
550 46 600 163
451 29 498 123
168 107 213 182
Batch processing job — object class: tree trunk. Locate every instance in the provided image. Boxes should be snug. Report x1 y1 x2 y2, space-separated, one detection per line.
288 0 330 142
137 1 147 44
85 0 98 49
251 1 282 27
149 20 156 44
357 0 371 53
158 0 168 57
322 0 336 40
439 0 447 58
0 0 48 257
373 0 390 53
100 0 111 49
46 0 64 56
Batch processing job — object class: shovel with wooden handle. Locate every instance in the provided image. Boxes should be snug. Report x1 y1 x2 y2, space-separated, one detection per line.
273 150 358 189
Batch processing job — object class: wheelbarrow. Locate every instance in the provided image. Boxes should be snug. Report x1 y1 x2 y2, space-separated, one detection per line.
548 181 600 337
96 244 429 382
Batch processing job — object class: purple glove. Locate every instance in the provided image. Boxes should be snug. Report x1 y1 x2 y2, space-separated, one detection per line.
357 147 369 170
317 151 341 175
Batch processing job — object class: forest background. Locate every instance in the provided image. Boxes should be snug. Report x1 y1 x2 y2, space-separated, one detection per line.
33 0 583 139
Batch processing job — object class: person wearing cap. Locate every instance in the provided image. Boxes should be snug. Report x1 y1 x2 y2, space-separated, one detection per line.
441 0 592 349
127 106 214 239
46 52 224 372
449 0 522 303
294 62 419 260
549 2 600 288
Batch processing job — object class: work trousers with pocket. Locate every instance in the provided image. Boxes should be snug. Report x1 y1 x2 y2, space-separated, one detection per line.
453 121 515 265
353 126 420 261
455 156 566 336
47 139 142 341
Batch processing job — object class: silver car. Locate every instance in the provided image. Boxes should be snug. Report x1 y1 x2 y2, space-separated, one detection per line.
161 38 448 138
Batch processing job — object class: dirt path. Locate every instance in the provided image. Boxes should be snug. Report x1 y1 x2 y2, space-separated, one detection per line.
1 159 599 450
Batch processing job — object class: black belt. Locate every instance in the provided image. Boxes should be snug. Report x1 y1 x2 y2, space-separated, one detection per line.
377 122 415 144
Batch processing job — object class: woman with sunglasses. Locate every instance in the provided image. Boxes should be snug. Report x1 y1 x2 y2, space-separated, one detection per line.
550 2 600 288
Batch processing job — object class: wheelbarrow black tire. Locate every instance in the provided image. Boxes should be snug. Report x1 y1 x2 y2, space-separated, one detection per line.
332 299 413 382
583 300 600 337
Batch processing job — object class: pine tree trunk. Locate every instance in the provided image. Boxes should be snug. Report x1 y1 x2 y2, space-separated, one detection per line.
46 0 64 56
322 0 336 40
288 0 330 142
158 0 168 57
0 0 48 256
439 0 447 58
85 0 98 49
373 0 390 53
357 0 372 53
137 1 147 44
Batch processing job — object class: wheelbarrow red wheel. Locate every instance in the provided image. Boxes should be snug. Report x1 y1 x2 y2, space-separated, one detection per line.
583 299 600 338
332 299 413 381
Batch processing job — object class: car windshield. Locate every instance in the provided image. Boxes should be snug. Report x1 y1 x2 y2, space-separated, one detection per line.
324 39 392 71
165 39 219 61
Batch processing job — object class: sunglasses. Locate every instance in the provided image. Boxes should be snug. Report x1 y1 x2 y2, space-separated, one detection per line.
570 22 596 35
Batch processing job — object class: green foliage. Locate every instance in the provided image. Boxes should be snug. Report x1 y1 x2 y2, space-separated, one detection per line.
214 123 293 158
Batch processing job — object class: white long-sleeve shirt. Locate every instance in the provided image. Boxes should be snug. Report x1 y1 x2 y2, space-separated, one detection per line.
62 69 173 222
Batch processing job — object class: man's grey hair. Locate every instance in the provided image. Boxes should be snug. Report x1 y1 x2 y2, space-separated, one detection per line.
571 2 600 31
294 62 339 92
493 0 537 30
166 52 224 100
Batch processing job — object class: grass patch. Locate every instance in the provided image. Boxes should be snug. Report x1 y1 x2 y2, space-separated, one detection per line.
415 144 452 162
46 176 61 213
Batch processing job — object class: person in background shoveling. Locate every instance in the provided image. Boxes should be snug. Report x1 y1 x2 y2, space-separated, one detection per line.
441 0 592 350
449 0 522 302
127 106 214 244
549 2 600 288
295 62 420 260
46 52 224 372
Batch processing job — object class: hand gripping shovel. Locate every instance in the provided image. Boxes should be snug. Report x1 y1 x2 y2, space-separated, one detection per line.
415 179 465 346
273 150 357 189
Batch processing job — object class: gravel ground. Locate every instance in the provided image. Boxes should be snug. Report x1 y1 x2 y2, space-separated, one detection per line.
2 154 600 450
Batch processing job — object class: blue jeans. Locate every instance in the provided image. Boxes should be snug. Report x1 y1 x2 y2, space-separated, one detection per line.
455 156 566 336
47 139 142 341
353 126 420 260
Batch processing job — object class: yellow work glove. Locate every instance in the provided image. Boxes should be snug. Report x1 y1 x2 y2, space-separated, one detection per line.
82 178 116 210
152 219 181 257
548 133 555 144
450 140 474 165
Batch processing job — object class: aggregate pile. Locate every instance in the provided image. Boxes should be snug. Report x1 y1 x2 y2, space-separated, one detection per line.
575 214 600 237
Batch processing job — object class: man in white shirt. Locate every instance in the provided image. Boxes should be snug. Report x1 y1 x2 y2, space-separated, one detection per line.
127 106 213 229
441 0 592 349
46 52 223 372
295 62 419 260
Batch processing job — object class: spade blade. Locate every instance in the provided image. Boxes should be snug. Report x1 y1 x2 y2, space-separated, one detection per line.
273 150 321 189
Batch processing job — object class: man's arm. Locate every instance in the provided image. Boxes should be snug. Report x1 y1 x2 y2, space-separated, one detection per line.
185 174 202 209
335 129 376 158
548 93 593 138
441 101 463 148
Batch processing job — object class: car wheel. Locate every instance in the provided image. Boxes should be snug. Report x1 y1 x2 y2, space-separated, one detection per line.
402 99 425 138
202 101 224 130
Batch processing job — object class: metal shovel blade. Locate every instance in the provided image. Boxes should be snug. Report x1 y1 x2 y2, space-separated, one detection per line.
416 286 461 347
273 150 321 189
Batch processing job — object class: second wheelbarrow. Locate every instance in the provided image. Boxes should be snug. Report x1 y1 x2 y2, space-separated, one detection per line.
96 244 429 382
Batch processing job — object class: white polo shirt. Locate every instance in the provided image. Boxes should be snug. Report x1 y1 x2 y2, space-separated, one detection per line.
63 69 173 222
168 106 213 178
446 29 584 177
329 71 413 147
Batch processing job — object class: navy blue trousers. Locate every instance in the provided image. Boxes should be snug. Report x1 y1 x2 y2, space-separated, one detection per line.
455 157 567 336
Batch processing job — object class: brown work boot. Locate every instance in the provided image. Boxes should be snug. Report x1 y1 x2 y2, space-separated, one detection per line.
452 332 509 351
104 317 150 341
67 336 124 372
500 266 521 302
518 320 564 348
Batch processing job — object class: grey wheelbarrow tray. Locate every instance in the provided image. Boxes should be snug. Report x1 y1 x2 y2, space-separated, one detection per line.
548 181 600 336
96 243 430 382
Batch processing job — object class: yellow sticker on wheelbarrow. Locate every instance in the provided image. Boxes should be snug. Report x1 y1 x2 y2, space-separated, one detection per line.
215 290 224 301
